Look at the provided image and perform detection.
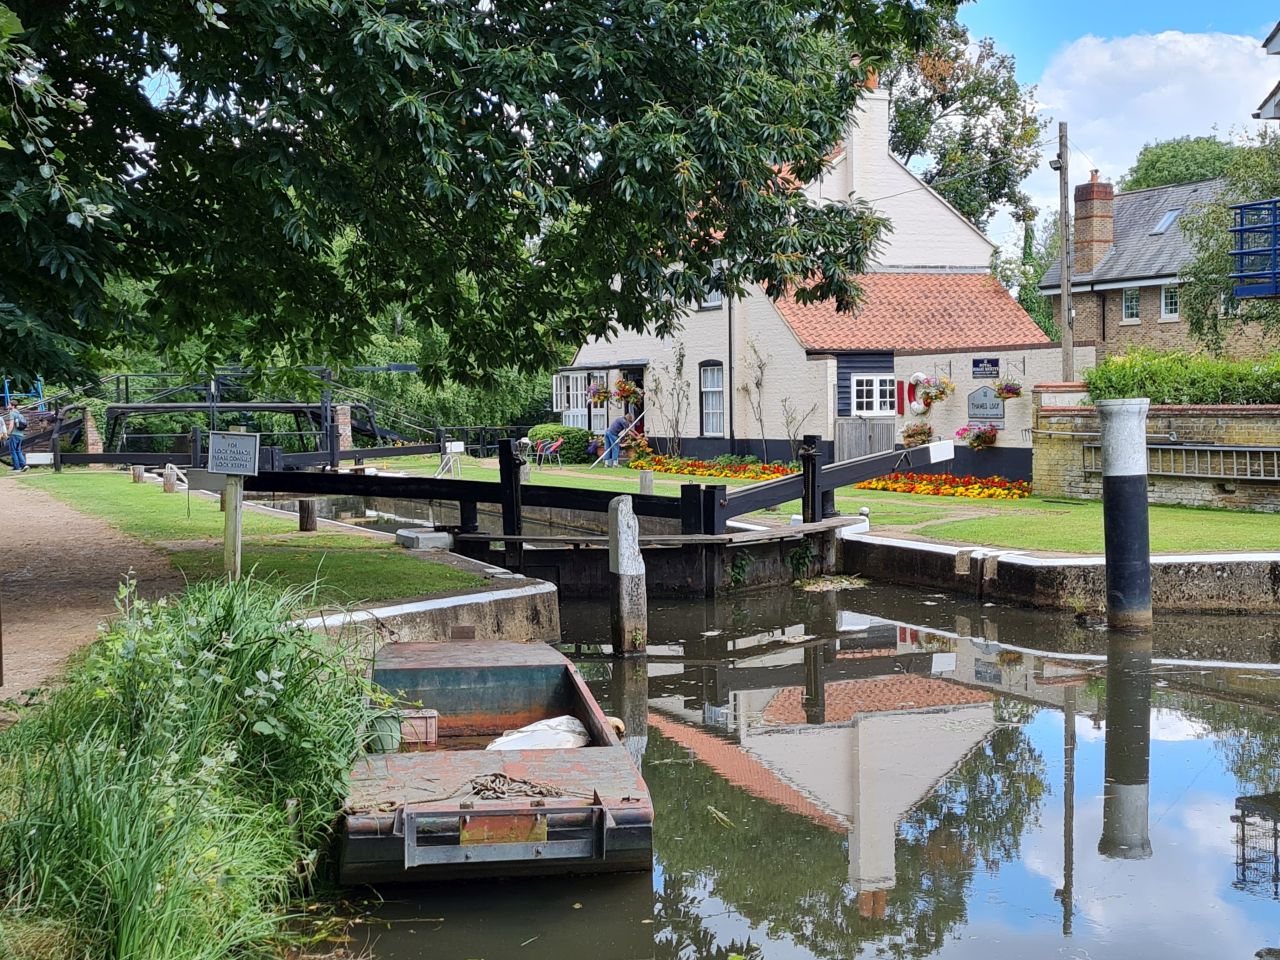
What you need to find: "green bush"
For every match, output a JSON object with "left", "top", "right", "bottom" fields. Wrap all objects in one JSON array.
[
  {"left": 1084, "top": 349, "right": 1280, "bottom": 405},
  {"left": 526, "top": 423, "right": 593, "bottom": 463}
]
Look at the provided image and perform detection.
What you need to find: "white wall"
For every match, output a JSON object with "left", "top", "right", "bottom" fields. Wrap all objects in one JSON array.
[{"left": 892, "top": 344, "right": 1097, "bottom": 450}]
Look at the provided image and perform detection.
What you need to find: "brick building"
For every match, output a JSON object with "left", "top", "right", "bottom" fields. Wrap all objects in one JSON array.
[
  {"left": 1038, "top": 175, "right": 1259, "bottom": 357},
  {"left": 1039, "top": 174, "right": 1269, "bottom": 359}
]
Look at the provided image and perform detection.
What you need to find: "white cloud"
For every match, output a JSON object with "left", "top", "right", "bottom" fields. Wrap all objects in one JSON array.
[{"left": 989, "top": 30, "right": 1277, "bottom": 252}]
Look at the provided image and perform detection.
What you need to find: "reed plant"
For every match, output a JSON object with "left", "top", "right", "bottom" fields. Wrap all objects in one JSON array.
[{"left": 0, "top": 578, "right": 378, "bottom": 960}]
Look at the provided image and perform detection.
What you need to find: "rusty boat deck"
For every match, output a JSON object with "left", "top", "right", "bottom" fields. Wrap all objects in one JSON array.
[{"left": 340, "top": 640, "right": 653, "bottom": 884}]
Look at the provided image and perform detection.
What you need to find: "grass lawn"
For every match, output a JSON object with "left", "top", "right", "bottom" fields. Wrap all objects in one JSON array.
[
  {"left": 169, "top": 542, "right": 486, "bottom": 603},
  {"left": 22, "top": 469, "right": 487, "bottom": 601}
]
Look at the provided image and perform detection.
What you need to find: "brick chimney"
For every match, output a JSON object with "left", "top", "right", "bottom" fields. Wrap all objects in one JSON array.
[{"left": 1073, "top": 170, "right": 1114, "bottom": 276}]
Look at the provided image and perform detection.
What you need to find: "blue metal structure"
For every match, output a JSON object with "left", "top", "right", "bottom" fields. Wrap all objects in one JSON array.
[
  {"left": 2, "top": 377, "right": 45, "bottom": 409},
  {"left": 1230, "top": 198, "right": 1280, "bottom": 298}
]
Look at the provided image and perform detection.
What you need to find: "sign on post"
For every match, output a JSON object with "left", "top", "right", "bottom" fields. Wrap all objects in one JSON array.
[
  {"left": 207, "top": 431, "right": 261, "bottom": 476},
  {"left": 206, "top": 430, "right": 260, "bottom": 580},
  {"left": 966, "top": 386, "right": 1005, "bottom": 429}
]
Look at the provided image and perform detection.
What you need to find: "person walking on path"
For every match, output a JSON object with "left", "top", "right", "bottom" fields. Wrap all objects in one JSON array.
[
  {"left": 604, "top": 412, "right": 633, "bottom": 467},
  {"left": 4, "top": 402, "right": 27, "bottom": 472}
]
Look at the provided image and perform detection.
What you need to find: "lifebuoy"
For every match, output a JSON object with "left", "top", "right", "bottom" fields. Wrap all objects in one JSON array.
[{"left": 907, "top": 371, "right": 928, "bottom": 415}]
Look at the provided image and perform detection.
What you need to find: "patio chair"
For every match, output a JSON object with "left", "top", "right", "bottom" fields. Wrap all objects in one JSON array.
[
  {"left": 531, "top": 438, "right": 547, "bottom": 468},
  {"left": 541, "top": 438, "right": 565, "bottom": 469}
]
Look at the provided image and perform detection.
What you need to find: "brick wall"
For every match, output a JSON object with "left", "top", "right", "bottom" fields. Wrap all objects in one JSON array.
[
  {"left": 335, "top": 404, "right": 354, "bottom": 450},
  {"left": 1032, "top": 388, "right": 1280, "bottom": 510},
  {"left": 1049, "top": 288, "right": 1273, "bottom": 359}
]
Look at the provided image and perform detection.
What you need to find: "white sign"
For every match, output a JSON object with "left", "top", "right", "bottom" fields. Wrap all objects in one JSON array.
[
  {"left": 966, "top": 386, "right": 1005, "bottom": 429},
  {"left": 207, "top": 431, "right": 261, "bottom": 476}
]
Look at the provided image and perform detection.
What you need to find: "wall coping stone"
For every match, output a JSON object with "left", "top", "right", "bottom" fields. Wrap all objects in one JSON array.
[
  {"left": 1039, "top": 404, "right": 1280, "bottom": 417},
  {"left": 896, "top": 341, "right": 1095, "bottom": 358}
]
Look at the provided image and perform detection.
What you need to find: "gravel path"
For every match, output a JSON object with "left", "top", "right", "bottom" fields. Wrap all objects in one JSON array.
[{"left": 0, "top": 474, "right": 184, "bottom": 698}]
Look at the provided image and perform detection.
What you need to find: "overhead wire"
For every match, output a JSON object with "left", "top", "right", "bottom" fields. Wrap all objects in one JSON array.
[{"left": 864, "top": 135, "right": 1058, "bottom": 205}]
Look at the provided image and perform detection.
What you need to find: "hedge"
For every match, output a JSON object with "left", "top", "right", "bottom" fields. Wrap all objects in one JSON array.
[
  {"left": 1084, "top": 349, "right": 1280, "bottom": 405},
  {"left": 526, "top": 423, "right": 593, "bottom": 463}
]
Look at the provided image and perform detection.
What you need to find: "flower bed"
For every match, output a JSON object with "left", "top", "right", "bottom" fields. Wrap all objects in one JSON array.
[
  {"left": 854, "top": 471, "right": 1031, "bottom": 500},
  {"left": 630, "top": 455, "right": 798, "bottom": 481}
]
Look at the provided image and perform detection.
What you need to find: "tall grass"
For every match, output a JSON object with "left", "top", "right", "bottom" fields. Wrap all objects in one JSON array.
[{"left": 0, "top": 578, "right": 377, "bottom": 960}]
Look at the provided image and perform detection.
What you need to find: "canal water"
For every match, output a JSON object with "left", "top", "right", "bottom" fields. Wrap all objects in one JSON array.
[{"left": 347, "top": 583, "right": 1280, "bottom": 960}]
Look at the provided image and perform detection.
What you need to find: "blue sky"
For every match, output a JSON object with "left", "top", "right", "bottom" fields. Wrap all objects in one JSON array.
[{"left": 958, "top": 0, "right": 1278, "bottom": 82}]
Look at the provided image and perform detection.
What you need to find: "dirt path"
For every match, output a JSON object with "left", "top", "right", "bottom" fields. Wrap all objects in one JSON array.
[{"left": 0, "top": 476, "right": 184, "bottom": 698}]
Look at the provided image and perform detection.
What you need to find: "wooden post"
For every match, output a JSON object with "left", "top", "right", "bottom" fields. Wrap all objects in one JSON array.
[
  {"left": 223, "top": 425, "right": 247, "bottom": 581},
  {"left": 459, "top": 500, "right": 479, "bottom": 534},
  {"left": 298, "top": 498, "right": 318, "bottom": 532},
  {"left": 638, "top": 470, "right": 654, "bottom": 496},
  {"left": 497, "top": 438, "right": 524, "bottom": 571},
  {"left": 162, "top": 463, "right": 178, "bottom": 493},
  {"left": 131, "top": 464, "right": 145, "bottom": 483},
  {"left": 51, "top": 409, "right": 62, "bottom": 473},
  {"left": 701, "top": 484, "right": 727, "bottom": 535},
  {"left": 609, "top": 495, "right": 647, "bottom": 656},
  {"left": 800, "top": 435, "right": 819, "bottom": 524},
  {"left": 190, "top": 425, "right": 203, "bottom": 469},
  {"left": 680, "top": 484, "right": 703, "bottom": 534}
]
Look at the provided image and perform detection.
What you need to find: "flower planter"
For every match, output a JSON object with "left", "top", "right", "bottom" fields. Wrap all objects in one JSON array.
[{"left": 365, "top": 709, "right": 403, "bottom": 754}]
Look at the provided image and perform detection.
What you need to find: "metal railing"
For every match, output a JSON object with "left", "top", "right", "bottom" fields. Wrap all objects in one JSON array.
[
  {"left": 1084, "top": 442, "right": 1280, "bottom": 481},
  {"left": 1231, "top": 198, "right": 1280, "bottom": 299}
]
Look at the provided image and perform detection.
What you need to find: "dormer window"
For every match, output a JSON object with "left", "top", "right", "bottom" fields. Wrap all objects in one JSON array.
[{"left": 1151, "top": 209, "right": 1183, "bottom": 235}]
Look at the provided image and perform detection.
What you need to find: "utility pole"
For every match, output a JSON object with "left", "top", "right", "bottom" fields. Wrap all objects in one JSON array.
[{"left": 1055, "top": 121, "right": 1075, "bottom": 381}]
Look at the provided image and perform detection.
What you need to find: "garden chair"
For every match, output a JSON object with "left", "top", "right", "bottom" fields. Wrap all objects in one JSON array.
[
  {"left": 541, "top": 438, "right": 565, "bottom": 469},
  {"left": 531, "top": 438, "right": 547, "bottom": 469}
]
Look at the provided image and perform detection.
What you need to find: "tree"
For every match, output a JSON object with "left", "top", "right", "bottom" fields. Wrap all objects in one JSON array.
[
  {"left": 1, "top": 0, "right": 956, "bottom": 386},
  {"left": 739, "top": 339, "right": 770, "bottom": 463},
  {"left": 883, "top": 15, "right": 1043, "bottom": 227},
  {"left": 646, "top": 341, "right": 691, "bottom": 458},
  {"left": 1118, "top": 135, "right": 1239, "bottom": 192},
  {"left": 1179, "top": 128, "right": 1280, "bottom": 354},
  {"left": 993, "top": 214, "right": 1060, "bottom": 340}
]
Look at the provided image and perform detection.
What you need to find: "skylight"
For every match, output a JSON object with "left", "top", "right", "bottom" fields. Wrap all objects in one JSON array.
[{"left": 1151, "top": 208, "right": 1183, "bottom": 235}]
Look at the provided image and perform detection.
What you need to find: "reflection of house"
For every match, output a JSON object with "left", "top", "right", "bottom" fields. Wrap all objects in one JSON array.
[{"left": 554, "top": 81, "right": 1045, "bottom": 461}]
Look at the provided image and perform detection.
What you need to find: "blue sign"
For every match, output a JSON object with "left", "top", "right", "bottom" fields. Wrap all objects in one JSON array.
[{"left": 972, "top": 357, "right": 999, "bottom": 379}]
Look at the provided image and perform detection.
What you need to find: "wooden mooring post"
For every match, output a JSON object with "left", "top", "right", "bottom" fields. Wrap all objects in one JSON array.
[
  {"left": 498, "top": 439, "right": 524, "bottom": 572},
  {"left": 298, "top": 498, "right": 318, "bottom": 532},
  {"left": 608, "top": 495, "right": 647, "bottom": 656}
]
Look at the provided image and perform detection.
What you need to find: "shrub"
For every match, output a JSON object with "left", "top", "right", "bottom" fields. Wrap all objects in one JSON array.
[
  {"left": 1084, "top": 349, "right": 1280, "bottom": 405},
  {"left": 526, "top": 423, "right": 593, "bottom": 463}
]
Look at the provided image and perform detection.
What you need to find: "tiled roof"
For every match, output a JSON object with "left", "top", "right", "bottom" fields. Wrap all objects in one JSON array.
[
  {"left": 777, "top": 272, "right": 1048, "bottom": 352},
  {"left": 647, "top": 711, "right": 845, "bottom": 833},
  {"left": 1041, "top": 178, "right": 1225, "bottom": 289},
  {"left": 762, "top": 675, "right": 991, "bottom": 726}
]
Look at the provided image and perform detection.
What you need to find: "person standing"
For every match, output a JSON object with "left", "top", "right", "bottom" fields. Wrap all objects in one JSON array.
[
  {"left": 604, "top": 412, "right": 633, "bottom": 467},
  {"left": 4, "top": 402, "right": 27, "bottom": 472}
]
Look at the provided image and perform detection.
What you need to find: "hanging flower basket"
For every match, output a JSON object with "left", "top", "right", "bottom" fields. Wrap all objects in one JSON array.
[
  {"left": 955, "top": 422, "right": 998, "bottom": 450},
  {"left": 587, "top": 382, "right": 609, "bottom": 405},
  {"left": 901, "top": 421, "right": 934, "bottom": 449},
  {"left": 993, "top": 378, "right": 1023, "bottom": 400},
  {"left": 908, "top": 373, "right": 955, "bottom": 414},
  {"left": 613, "top": 379, "right": 643, "bottom": 406}
]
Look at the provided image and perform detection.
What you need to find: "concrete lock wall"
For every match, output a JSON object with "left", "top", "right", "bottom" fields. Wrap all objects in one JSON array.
[
  {"left": 1032, "top": 393, "right": 1280, "bottom": 512},
  {"left": 892, "top": 343, "right": 1096, "bottom": 479}
]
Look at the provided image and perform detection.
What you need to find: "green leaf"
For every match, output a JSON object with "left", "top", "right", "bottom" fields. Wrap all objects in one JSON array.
[{"left": 0, "top": 5, "right": 23, "bottom": 39}]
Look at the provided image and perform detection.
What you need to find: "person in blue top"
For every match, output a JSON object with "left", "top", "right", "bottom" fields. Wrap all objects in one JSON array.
[
  {"left": 604, "top": 412, "right": 633, "bottom": 467},
  {"left": 4, "top": 402, "right": 27, "bottom": 472}
]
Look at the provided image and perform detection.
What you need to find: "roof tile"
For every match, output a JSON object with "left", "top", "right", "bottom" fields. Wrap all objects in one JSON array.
[
  {"left": 777, "top": 273, "right": 1048, "bottom": 351},
  {"left": 762, "top": 675, "right": 991, "bottom": 726}
]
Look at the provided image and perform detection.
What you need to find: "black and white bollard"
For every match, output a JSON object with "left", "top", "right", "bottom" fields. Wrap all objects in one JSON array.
[
  {"left": 1098, "top": 634, "right": 1153, "bottom": 860},
  {"left": 609, "top": 495, "right": 647, "bottom": 656},
  {"left": 1097, "top": 399, "right": 1152, "bottom": 631}
]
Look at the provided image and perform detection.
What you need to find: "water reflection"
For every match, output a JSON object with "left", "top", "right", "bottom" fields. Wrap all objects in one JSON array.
[{"left": 351, "top": 583, "right": 1280, "bottom": 960}]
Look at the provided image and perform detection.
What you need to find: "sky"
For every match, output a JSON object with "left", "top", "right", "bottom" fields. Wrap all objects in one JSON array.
[{"left": 954, "top": 0, "right": 1280, "bottom": 250}]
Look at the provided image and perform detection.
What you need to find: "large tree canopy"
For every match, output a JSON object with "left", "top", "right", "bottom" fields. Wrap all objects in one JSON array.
[
  {"left": 1118, "top": 135, "right": 1239, "bottom": 192},
  {"left": 1, "top": 0, "right": 955, "bottom": 385},
  {"left": 883, "top": 14, "right": 1042, "bottom": 227}
]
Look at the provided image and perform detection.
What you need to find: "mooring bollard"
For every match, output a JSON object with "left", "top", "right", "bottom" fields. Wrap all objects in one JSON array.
[
  {"left": 298, "top": 498, "right": 318, "bottom": 532},
  {"left": 1097, "top": 398, "right": 1152, "bottom": 631},
  {"left": 162, "top": 463, "right": 178, "bottom": 493},
  {"left": 131, "top": 464, "right": 145, "bottom": 483},
  {"left": 608, "top": 495, "right": 647, "bottom": 656},
  {"left": 638, "top": 470, "right": 654, "bottom": 496},
  {"left": 1098, "top": 634, "right": 1153, "bottom": 860}
]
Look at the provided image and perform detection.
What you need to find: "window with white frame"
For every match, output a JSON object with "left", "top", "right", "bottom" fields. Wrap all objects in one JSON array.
[
  {"left": 552, "top": 371, "right": 591, "bottom": 428},
  {"left": 700, "top": 362, "right": 725, "bottom": 436},
  {"left": 1161, "top": 285, "right": 1180, "bottom": 320},
  {"left": 698, "top": 289, "right": 724, "bottom": 311},
  {"left": 852, "top": 375, "right": 897, "bottom": 416},
  {"left": 590, "top": 373, "right": 608, "bottom": 433},
  {"left": 1121, "top": 287, "right": 1141, "bottom": 324}
]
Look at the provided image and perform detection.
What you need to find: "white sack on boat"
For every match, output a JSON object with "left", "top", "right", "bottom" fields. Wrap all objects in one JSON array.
[{"left": 485, "top": 716, "right": 590, "bottom": 751}]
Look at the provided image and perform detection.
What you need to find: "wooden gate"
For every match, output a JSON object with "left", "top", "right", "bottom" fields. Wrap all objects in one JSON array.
[{"left": 834, "top": 417, "right": 897, "bottom": 461}]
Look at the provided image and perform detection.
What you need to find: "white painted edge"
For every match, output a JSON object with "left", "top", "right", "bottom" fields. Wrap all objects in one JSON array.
[
  {"left": 293, "top": 579, "right": 558, "bottom": 631},
  {"left": 846, "top": 533, "right": 1280, "bottom": 568}
]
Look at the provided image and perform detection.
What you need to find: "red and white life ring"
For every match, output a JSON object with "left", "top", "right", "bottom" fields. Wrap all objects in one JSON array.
[{"left": 906, "top": 372, "right": 929, "bottom": 415}]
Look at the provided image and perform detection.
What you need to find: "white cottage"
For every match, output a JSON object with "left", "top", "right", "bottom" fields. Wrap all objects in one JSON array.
[{"left": 554, "top": 82, "right": 1047, "bottom": 465}]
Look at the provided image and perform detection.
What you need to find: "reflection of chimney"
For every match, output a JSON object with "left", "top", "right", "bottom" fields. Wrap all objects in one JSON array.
[{"left": 1074, "top": 170, "right": 1114, "bottom": 276}]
